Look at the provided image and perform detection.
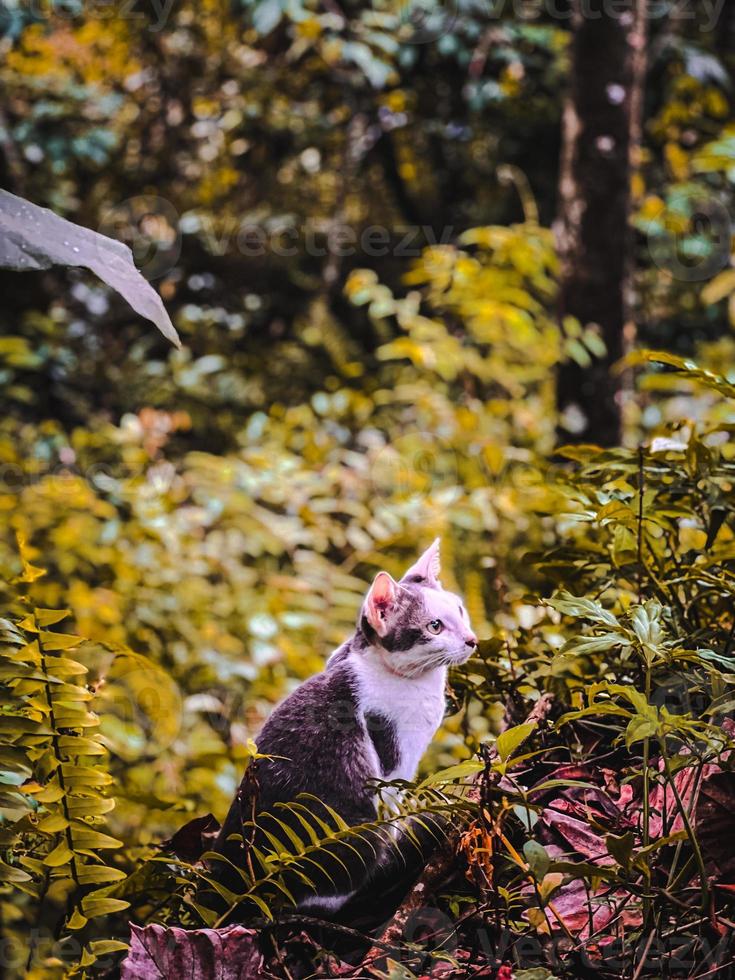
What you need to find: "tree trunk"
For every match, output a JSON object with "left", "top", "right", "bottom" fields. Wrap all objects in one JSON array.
[
  {"left": 715, "top": 1, "right": 735, "bottom": 62},
  {"left": 555, "top": 0, "right": 648, "bottom": 446}
]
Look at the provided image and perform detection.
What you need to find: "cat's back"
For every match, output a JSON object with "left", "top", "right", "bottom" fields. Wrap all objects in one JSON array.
[
  {"left": 254, "top": 653, "right": 377, "bottom": 823},
  {"left": 257, "top": 652, "right": 354, "bottom": 749}
]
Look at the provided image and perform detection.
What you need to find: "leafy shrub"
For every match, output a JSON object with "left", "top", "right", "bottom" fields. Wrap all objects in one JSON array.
[{"left": 445, "top": 358, "right": 735, "bottom": 974}]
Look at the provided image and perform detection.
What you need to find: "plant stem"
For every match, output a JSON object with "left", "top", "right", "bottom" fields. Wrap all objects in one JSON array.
[
  {"left": 642, "top": 662, "right": 652, "bottom": 928},
  {"left": 36, "top": 616, "right": 81, "bottom": 900},
  {"left": 659, "top": 742, "right": 709, "bottom": 914},
  {"left": 637, "top": 443, "right": 645, "bottom": 598}
]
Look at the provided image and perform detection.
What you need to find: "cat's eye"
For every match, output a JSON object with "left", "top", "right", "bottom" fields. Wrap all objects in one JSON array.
[{"left": 427, "top": 619, "right": 443, "bottom": 634}]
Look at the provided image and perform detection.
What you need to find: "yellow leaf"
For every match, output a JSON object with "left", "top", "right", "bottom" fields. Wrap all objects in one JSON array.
[
  {"left": 43, "top": 841, "right": 73, "bottom": 867},
  {"left": 67, "top": 908, "right": 88, "bottom": 931},
  {"left": 69, "top": 824, "right": 122, "bottom": 850},
  {"left": 32, "top": 783, "right": 65, "bottom": 804},
  {"left": 44, "top": 657, "right": 88, "bottom": 678},
  {"left": 36, "top": 814, "right": 69, "bottom": 834},
  {"left": 14, "top": 532, "right": 46, "bottom": 583},
  {"left": 34, "top": 609, "right": 72, "bottom": 627},
  {"left": 76, "top": 865, "right": 126, "bottom": 886},
  {"left": 39, "top": 631, "right": 81, "bottom": 651},
  {"left": 57, "top": 735, "right": 106, "bottom": 756},
  {"left": 702, "top": 269, "right": 735, "bottom": 306},
  {"left": 81, "top": 896, "right": 130, "bottom": 917}
]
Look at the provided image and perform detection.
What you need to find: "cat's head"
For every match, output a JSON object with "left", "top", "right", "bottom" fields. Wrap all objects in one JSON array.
[{"left": 359, "top": 539, "right": 477, "bottom": 676}]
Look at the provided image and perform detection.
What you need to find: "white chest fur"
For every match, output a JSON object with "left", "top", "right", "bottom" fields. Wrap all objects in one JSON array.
[{"left": 348, "top": 650, "right": 447, "bottom": 782}]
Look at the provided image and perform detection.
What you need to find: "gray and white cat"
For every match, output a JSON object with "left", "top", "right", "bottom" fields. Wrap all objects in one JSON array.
[{"left": 211, "top": 539, "right": 477, "bottom": 912}]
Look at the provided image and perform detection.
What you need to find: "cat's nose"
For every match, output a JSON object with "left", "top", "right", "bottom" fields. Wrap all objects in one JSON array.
[{"left": 464, "top": 633, "right": 477, "bottom": 649}]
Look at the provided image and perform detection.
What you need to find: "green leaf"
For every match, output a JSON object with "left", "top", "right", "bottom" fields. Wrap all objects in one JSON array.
[
  {"left": 630, "top": 601, "right": 663, "bottom": 647},
  {"left": 243, "top": 893, "right": 274, "bottom": 920},
  {"left": 418, "top": 759, "right": 484, "bottom": 787},
  {"left": 625, "top": 349, "right": 735, "bottom": 399},
  {"left": 523, "top": 840, "right": 550, "bottom": 880},
  {"left": 558, "top": 703, "right": 633, "bottom": 725},
  {"left": 606, "top": 831, "right": 636, "bottom": 870},
  {"left": 190, "top": 902, "right": 221, "bottom": 926},
  {"left": 562, "top": 633, "right": 630, "bottom": 656},
  {"left": 549, "top": 592, "right": 620, "bottom": 627},
  {"left": 625, "top": 715, "right": 658, "bottom": 747},
  {"left": 513, "top": 805, "right": 539, "bottom": 832},
  {"left": 496, "top": 722, "right": 536, "bottom": 763}
]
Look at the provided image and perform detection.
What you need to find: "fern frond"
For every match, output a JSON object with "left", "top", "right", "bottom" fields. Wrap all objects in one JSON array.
[
  {"left": 1, "top": 539, "right": 130, "bottom": 974},
  {"left": 200, "top": 786, "right": 475, "bottom": 922},
  {"left": 19, "top": 610, "right": 129, "bottom": 930}
]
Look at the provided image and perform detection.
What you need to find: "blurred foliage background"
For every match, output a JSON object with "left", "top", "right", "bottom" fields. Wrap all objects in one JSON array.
[{"left": 2, "top": 0, "right": 735, "bottom": 976}]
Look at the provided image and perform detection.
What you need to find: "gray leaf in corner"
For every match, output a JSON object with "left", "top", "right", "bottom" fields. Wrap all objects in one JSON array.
[{"left": 0, "top": 189, "right": 181, "bottom": 348}]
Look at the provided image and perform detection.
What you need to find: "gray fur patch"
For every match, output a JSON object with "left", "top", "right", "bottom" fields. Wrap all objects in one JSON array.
[{"left": 364, "top": 710, "right": 400, "bottom": 775}]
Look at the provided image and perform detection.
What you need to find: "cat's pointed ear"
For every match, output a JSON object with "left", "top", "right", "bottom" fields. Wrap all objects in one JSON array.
[
  {"left": 363, "top": 571, "right": 398, "bottom": 636},
  {"left": 401, "top": 538, "right": 442, "bottom": 588}
]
